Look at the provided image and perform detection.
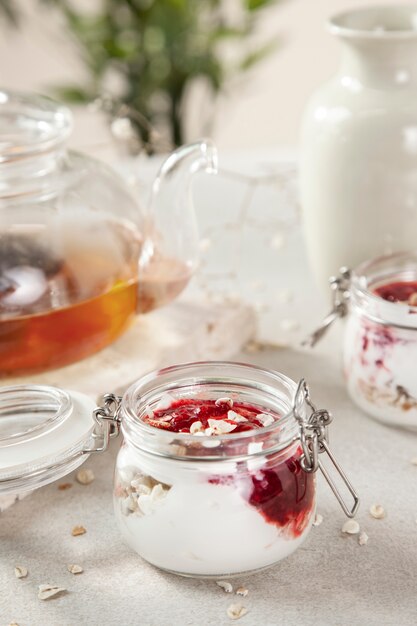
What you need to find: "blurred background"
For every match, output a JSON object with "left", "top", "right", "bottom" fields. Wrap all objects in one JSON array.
[{"left": 0, "top": 0, "right": 397, "bottom": 153}]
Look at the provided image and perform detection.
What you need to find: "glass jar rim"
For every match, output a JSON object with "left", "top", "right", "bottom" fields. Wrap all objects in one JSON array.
[
  {"left": 121, "top": 361, "right": 304, "bottom": 459},
  {"left": 0, "top": 90, "right": 72, "bottom": 163},
  {"left": 350, "top": 251, "right": 417, "bottom": 329}
]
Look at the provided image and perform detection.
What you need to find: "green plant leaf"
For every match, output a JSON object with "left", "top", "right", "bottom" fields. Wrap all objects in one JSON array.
[
  {"left": 245, "top": 0, "right": 278, "bottom": 10},
  {"left": 50, "top": 85, "right": 94, "bottom": 104},
  {"left": 238, "top": 39, "right": 278, "bottom": 70}
]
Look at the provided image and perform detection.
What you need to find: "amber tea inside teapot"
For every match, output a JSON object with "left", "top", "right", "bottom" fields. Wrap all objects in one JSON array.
[{"left": 0, "top": 91, "right": 217, "bottom": 376}]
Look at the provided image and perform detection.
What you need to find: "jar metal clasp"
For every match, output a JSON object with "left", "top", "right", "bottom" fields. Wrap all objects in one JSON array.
[
  {"left": 303, "top": 267, "right": 352, "bottom": 347},
  {"left": 83, "top": 394, "right": 122, "bottom": 455},
  {"left": 294, "top": 379, "right": 359, "bottom": 518}
]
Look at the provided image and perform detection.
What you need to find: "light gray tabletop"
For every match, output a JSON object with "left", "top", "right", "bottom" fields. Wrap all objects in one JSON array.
[{"left": 1, "top": 335, "right": 417, "bottom": 626}]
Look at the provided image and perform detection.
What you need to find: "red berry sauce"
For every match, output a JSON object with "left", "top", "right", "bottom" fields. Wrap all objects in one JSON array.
[
  {"left": 375, "top": 280, "right": 417, "bottom": 304},
  {"left": 143, "top": 398, "right": 271, "bottom": 433},
  {"left": 249, "top": 459, "right": 314, "bottom": 537},
  {"left": 144, "top": 397, "right": 314, "bottom": 537}
]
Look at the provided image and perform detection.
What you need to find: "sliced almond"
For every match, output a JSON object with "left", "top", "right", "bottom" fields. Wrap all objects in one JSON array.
[
  {"left": 67, "top": 564, "right": 83, "bottom": 575},
  {"left": 14, "top": 565, "right": 28, "bottom": 579},
  {"left": 342, "top": 519, "right": 360, "bottom": 535},
  {"left": 207, "top": 419, "right": 237, "bottom": 435},
  {"left": 38, "top": 584, "right": 66, "bottom": 600},
  {"left": 190, "top": 420, "right": 203, "bottom": 434},
  {"left": 71, "top": 525, "right": 86, "bottom": 537},
  {"left": 76, "top": 469, "right": 95, "bottom": 485},
  {"left": 409, "top": 293, "right": 417, "bottom": 306},
  {"left": 227, "top": 604, "right": 248, "bottom": 620},
  {"left": 256, "top": 413, "right": 274, "bottom": 427},
  {"left": 227, "top": 410, "right": 248, "bottom": 423},
  {"left": 370, "top": 504, "right": 385, "bottom": 519},
  {"left": 216, "top": 580, "right": 233, "bottom": 593},
  {"left": 215, "top": 397, "right": 234, "bottom": 408}
]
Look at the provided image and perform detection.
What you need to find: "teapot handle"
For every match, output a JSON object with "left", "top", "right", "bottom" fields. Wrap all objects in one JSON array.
[{"left": 137, "top": 139, "right": 218, "bottom": 312}]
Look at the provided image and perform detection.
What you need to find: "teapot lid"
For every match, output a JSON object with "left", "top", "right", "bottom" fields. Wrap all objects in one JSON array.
[
  {"left": 0, "top": 385, "right": 95, "bottom": 495},
  {"left": 0, "top": 90, "right": 72, "bottom": 163}
]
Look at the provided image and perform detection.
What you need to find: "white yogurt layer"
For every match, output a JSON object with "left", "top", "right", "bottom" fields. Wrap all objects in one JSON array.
[
  {"left": 114, "top": 444, "right": 315, "bottom": 577},
  {"left": 344, "top": 314, "right": 417, "bottom": 429}
]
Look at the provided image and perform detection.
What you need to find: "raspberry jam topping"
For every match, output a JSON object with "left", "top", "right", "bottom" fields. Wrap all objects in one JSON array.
[
  {"left": 249, "top": 459, "right": 314, "bottom": 537},
  {"left": 375, "top": 280, "right": 417, "bottom": 305},
  {"left": 142, "top": 396, "right": 314, "bottom": 537},
  {"left": 143, "top": 397, "right": 276, "bottom": 434}
]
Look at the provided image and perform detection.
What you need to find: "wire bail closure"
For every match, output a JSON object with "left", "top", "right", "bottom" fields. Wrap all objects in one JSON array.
[
  {"left": 89, "top": 384, "right": 359, "bottom": 518},
  {"left": 303, "top": 267, "right": 352, "bottom": 347},
  {"left": 83, "top": 394, "right": 122, "bottom": 455},
  {"left": 294, "top": 379, "right": 359, "bottom": 518}
]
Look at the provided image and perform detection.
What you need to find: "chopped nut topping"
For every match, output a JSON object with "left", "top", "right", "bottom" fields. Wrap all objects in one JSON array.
[
  {"left": 358, "top": 532, "right": 369, "bottom": 546},
  {"left": 409, "top": 293, "right": 417, "bottom": 306},
  {"left": 312, "top": 513, "right": 323, "bottom": 527},
  {"left": 342, "top": 519, "right": 360, "bottom": 535},
  {"left": 155, "top": 394, "right": 175, "bottom": 410},
  {"left": 207, "top": 419, "right": 237, "bottom": 435},
  {"left": 227, "top": 410, "right": 248, "bottom": 423},
  {"left": 215, "top": 397, "right": 234, "bottom": 408},
  {"left": 76, "top": 469, "right": 95, "bottom": 485},
  {"left": 38, "top": 584, "right": 66, "bottom": 600},
  {"left": 14, "top": 565, "right": 28, "bottom": 579},
  {"left": 236, "top": 587, "right": 249, "bottom": 597},
  {"left": 216, "top": 580, "right": 233, "bottom": 593},
  {"left": 227, "top": 604, "right": 248, "bottom": 620},
  {"left": 190, "top": 420, "right": 203, "bottom": 434},
  {"left": 58, "top": 483, "right": 73, "bottom": 491},
  {"left": 370, "top": 504, "right": 385, "bottom": 519},
  {"left": 67, "top": 564, "right": 83, "bottom": 575},
  {"left": 256, "top": 413, "right": 274, "bottom": 427},
  {"left": 71, "top": 525, "right": 86, "bottom": 536}
]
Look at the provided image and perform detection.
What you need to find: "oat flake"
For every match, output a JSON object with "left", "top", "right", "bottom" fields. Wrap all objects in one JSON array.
[
  {"left": 76, "top": 469, "right": 95, "bottom": 485},
  {"left": 312, "top": 513, "right": 323, "bottom": 527},
  {"left": 236, "top": 587, "right": 249, "bottom": 597},
  {"left": 358, "top": 532, "right": 369, "bottom": 546},
  {"left": 58, "top": 483, "right": 73, "bottom": 491},
  {"left": 370, "top": 504, "right": 385, "bottom": 519},
  {"left": 14, "top": 566, "right": 28, "bottom": 579},
  {"left": 71, "top": 525, "right": 86, "bottom": 536},
  {"left": 227, "top": 604, "right": 248, "bottom": 620},
  {"left": 67, "top": 564, "right": 83, "bottom": 574},
  {"left": 38, "top": 584, "right": 66, "bottom": 600},
  {"left": 342, "top": 519, "right": 360, "bottom": 535},
  {"left": 216, "top": 580, "right": 233, "bottom": 593}
]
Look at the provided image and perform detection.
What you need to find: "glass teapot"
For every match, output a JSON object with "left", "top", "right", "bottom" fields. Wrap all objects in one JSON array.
[{"left": 0, "top": 90, "right": 217, "bottom": 376}]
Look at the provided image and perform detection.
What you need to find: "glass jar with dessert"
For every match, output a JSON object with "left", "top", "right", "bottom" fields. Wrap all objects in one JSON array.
[
  {"left": 0, "top": 361, "right": 359, "bottom": 578},
  {"left": 305, "top": 252, "right": 417, "bottom": 429},
  {"left": 0, "top": 90, "right": 217, "bottom": 376}
]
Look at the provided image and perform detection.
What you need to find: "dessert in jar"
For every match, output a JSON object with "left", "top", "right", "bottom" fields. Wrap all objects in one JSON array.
[
  {"left": 0, "top": 362, "right": 358, "bottom": 577},
  {"left": 306, "top": 252, "right": 417, "bottom": 429},
  {"left": 113, "top": 362, "right": 358, "bottom": 577}
]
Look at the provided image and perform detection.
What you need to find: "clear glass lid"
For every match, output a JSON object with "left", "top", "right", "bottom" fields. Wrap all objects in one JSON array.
[
  {"left": 0, "top": 385, "right": 96, "bottom": 495},
  {"left": 0, "top": 90, "right": 72, "bottom": 163}
]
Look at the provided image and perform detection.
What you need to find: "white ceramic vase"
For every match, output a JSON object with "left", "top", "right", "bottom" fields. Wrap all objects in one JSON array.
[{"left": 300, "top": 6, "right": 417, "bottom": 289}]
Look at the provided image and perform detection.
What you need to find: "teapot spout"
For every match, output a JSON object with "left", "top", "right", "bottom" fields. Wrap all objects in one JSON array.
[{"left": 137, "top": 139, "right": 218, "bottom": 313}]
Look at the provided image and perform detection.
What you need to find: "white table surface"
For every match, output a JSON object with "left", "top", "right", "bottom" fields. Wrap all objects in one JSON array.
[{"left": 1, "top": 152, "right": 417, "bottom": 626}]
